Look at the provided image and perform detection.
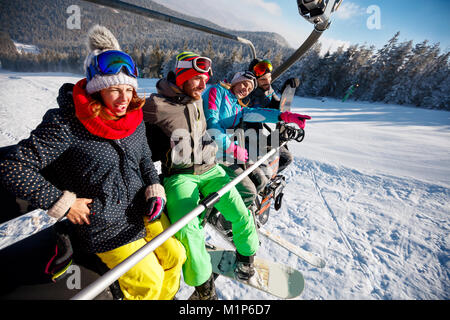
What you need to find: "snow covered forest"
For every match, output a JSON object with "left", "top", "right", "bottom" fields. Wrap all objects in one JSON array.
[{"left": 0, "top": 0, "right": 449, "bottom": 110}]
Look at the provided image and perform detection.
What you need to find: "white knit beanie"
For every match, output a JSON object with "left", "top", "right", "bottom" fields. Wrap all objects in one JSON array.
[
  {"left": 230, "top": 71, "right": 257, "bottom": 92},
  {"left": 84, "top": 25, "right": 138, "bottom": 95}
]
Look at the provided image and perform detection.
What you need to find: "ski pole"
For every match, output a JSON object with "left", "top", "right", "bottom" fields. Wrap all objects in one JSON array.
[{"left": 71, "top": 141, "right": 287, "bottom": 300}]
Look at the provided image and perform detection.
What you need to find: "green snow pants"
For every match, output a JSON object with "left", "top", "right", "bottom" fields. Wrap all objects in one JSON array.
[
  {"left": 164, "top": 164, "right": 259, "bottom": 287},
  {"left": 219, "top": 163, "right": 257, "bottom": 208}
]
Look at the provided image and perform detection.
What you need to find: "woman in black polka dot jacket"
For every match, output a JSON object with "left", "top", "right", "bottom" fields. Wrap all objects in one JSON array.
[{"left": 0, "top": 26, "right": 186, "bottom": 300}]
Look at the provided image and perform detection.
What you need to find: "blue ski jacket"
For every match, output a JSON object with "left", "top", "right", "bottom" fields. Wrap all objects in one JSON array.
[{"left": 202, "top": 83, "right": 281, "bottom": 155}]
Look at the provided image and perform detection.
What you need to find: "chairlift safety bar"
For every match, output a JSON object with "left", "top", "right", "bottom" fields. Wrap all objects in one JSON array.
[{"left": 71, "top": 141, "right": 287, "bottom": 300}]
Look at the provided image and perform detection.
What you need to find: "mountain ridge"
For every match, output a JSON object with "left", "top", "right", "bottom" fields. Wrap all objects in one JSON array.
[{"left": 0, "top": 0, "right": 291, "bottom": 53}]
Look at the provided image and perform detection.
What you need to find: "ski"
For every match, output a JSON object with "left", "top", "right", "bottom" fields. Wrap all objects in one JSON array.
[
  {"left": 206, "top": 213, "right": 326, "bottom": 268},
  {"left": 258, "top": 228, "right": 326, "bottom": 268},
  {"left": 207, "top": 245, "right": 305, "bottom": 299},
  {"left": 0, "top": 208, "right": 56, "bottom": 251}
]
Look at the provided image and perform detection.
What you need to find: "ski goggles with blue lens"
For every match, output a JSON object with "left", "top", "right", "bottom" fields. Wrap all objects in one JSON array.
[{"left": 86, "top": 50, "right": 138, "bottom": 81}]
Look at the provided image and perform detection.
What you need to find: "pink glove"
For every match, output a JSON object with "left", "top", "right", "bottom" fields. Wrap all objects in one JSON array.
[
  {"left": 280, "top": 111, "right": 311, "bottom": 129},
  {"left": 226, "top": 143, "right": 248, "bottom": 162},
  {"left": 146, "top": 197, "right": 165, "bottom": 222}
]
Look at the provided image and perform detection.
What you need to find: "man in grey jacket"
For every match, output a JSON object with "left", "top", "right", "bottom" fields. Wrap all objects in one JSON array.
[{"left": 143, "top": 51, "right": 259, "bottom": 300}]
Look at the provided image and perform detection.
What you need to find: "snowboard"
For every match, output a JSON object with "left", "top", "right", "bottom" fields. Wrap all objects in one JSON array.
[
  {"left": 279, "top": 85, "right": 296, "bottom": 112},
  {"left": 207, "top": 247, "right": 305, "bottom": 299}
]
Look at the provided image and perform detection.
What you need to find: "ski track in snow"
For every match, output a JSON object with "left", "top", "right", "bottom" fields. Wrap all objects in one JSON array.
[
  {"left": 0, "top": 71, "right": 449, "bottom": 300},
  {"left": 175, "top": 155, "right": 450, "bottom": 300},
  {"left": 277, "top": 158, "right": 450, "bottom": 299},
  {"left": 309, "top": 164, "right": 382, "bottom": 298}
]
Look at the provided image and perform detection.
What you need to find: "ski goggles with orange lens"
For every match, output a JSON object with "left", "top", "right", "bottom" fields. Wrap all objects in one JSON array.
[
  {"left": 252, "top": 59, "right": 273, "bottom": 77},
  {"left": 176, "top": 56, "right": 213, "bottom": 75},
  {"left": 86, "top": 50, "right": 138, "bottom": 81}
]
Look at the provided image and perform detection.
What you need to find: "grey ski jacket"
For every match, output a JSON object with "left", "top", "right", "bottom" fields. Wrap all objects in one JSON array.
[{"left": 143, "top": 77, "right": 218, "bottom": 177}]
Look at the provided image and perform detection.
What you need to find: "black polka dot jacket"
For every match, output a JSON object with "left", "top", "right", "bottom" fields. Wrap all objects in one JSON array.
[{"left": 0, "top": 83, "right": 162, "bottom": 253}]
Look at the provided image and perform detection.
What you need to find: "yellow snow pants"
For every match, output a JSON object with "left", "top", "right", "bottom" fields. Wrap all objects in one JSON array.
[{"left": 96, "top": 213, "right": 186, "bottom": 300}]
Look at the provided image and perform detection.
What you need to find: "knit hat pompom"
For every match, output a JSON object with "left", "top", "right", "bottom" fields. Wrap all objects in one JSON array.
[
  {"left": 87, "top": 25, "right": 121, "bottom": 52},
  {"left": 83, "top": 25, "right": 138, "bottom": 95}
]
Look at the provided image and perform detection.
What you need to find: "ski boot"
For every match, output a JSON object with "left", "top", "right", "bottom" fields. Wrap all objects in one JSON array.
[
  {"left": 188, "top": 273, "right": 219, "bottom": 300},
  {"left": 207, "top": 209, "right": 234, "bottom": 243},
  {"left": 235, "top": 252, "right": 256, "bottom": 281},
  {"left": 45, "top": 231, "right": 73, "bottom": 282}
]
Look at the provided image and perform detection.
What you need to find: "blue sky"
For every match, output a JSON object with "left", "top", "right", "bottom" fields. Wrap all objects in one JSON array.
[
  {"left": 154, "top": 0, "right": 450, "bottom": 54},
  {"left": 323, "top": 0, "right": 450, "bottom": 50}
]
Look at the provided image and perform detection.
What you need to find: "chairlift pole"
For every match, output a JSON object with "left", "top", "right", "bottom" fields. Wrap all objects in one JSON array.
[
  {"left": 271, "top": 0, "right": 343, "bottom": 81},
  {"left": 84, "top": 0, "right": 342, "bottom": 81},
  {"left": 271, "top": 23, "right": 329, "bottom": 82},
  {"left": 82, "top": 0, "right": 256, "bottom": 59}
]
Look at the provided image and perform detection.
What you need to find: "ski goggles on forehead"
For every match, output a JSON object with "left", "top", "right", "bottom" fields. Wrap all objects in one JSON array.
[
  {"left": 242, "top": 71, "right": 257, "bottom": 91},
  {"left": 252, "top": 59, "right": 273, "bottom": 77},
  {"left": 176, "top": 56, "right": 213, "bottom": 75},
  {"left": 86, "top": 50, "right": 138, "bottom": 81}
]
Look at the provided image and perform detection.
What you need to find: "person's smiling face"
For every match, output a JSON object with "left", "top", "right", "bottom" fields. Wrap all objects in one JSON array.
[
  {"left": 100, "top": 84, "right": 134, "bottom": 117},
  {"left": 182, "top": 74, "right": 209, "bottom": 100},
  {"left": 232, "top": 80, "right": 254, "bottom": 99},
  {"left": 257, "top": 73, "right": 272, "bottom": 91}
]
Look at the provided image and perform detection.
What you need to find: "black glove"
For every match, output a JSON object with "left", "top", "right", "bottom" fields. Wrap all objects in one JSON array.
[{"left": 281, "top": 77, "right": 300, "bottom": 92}]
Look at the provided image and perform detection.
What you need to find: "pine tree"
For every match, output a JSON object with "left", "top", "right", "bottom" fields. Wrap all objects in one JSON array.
[
  {"left": 160, "top": 49, "right": 176, "bottom": 78},
  {"left": 203, "top": 40, "right": 215, "bottom": 60},
  {"left": 350, "top": 45, "right": 375, "bottom": 101},
  {"left": 418, "top": 49, "right": 449, "bottom": 109},
  {"left": 295, "top": 43, "right": 322, "bottom": 97},
  {"left": 370, "top": 32, "right": 407, "bottom": 102}
]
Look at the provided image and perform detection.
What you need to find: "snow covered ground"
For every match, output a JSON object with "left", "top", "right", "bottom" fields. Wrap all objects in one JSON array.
[
  {"left": 0, "top": 71, "right": 448, "bottom": 300},
  {"left": 12, "top": 41, "right": 40, "bottom": 55}
]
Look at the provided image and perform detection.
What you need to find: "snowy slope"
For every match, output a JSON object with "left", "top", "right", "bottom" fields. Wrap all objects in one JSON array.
[{"left": 0, "top": 71, "right": 448, "bottom": 300}]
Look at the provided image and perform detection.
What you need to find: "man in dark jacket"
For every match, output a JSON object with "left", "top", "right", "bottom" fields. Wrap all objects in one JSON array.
[
  {"left": 143, "top": 51, "right": 259, "bottom": 300},
  {"left": 245, "top": 58, "right": 296, "bottom": 176}
]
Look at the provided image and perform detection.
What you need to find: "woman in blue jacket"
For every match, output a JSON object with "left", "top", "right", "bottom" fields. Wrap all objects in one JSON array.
[{"left": 202, "top": 71, "right": 311, "bottom": 208}]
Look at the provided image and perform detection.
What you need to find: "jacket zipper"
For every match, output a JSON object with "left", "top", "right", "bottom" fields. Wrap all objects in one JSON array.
[{"left": 115, "top": 139, "right": 131, "bottom": 202}]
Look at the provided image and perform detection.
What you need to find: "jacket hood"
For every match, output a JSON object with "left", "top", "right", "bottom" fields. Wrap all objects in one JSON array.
[{"left": 156, "top": 76, "right": 194, "bottom": 105}]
